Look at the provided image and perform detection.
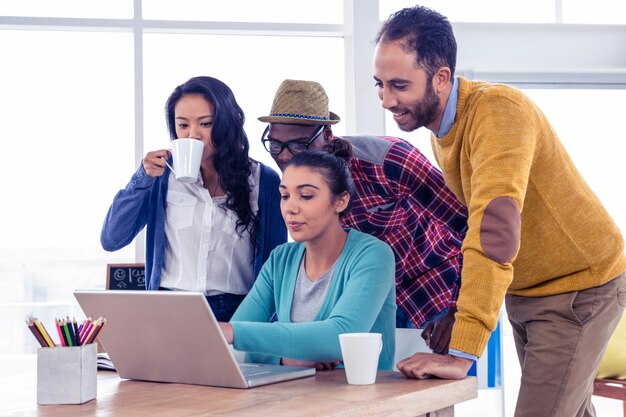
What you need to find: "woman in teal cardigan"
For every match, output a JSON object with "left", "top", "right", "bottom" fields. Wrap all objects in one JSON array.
[{"left": 219, "top": 139, "right": 396, "bottom": 370}]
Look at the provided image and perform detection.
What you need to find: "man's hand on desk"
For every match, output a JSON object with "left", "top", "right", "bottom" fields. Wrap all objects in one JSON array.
[
  {"left": 420, "top": 306, "right": 456, "bottom": 354},
  {"left": 218, "top": 322, "right": 234, "bottom": 344},
  {"left": 396, "top": 353, "right": 472, "bottom": 380},
  {"left": 281, "top": 357, "right": 340, "bottom": 370}
]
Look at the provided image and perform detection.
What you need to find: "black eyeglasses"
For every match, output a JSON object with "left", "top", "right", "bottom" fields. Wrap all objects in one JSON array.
[{"left": 261, "top": 125, "right": 325, "bottom": 155}]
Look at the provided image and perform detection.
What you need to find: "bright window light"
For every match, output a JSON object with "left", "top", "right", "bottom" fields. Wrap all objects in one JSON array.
[
  {"left": 0, "top": 29, "right": 135, "bottom": 354},
  {"left": 0, "top": 0, "right": 131, "bottom": 18},
  {"left": 379, "top": 0, "right": 555, "bottom": 23},
  {"left": 142, "top": 34, "right": 346, "bottom": 171},
  {"left": 143, "top": 0, "right": 343, "bottom": 24},
  {"left": 562, "top": 0, "right": 626, "bottom": 24}
]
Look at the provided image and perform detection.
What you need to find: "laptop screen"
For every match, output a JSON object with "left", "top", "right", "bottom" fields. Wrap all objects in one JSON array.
[{"left": 74, "top": 290, "right": 314, "bottom": 388}]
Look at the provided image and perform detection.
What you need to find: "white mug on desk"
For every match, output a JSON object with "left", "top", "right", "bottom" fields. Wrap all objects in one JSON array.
[
  {"left": 164, "top": 138, "right": 204, "bottom": 183},
  {"left": 339, "top": 332, "right": 382, "bottom": 385}
]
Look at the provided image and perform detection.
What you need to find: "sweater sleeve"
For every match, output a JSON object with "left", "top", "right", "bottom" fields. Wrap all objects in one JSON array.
[
  {"left": 100, "top": 164, "right": 156, "bottom": 251},
  {"left": 230, "top": 248, "right": 281, "bottom": 364},
  {"left": 231, "top": 239, "right": 395, "bottom": 363},
  {"left": 450, "top": 93, "right": 537, "bottom": 357}
]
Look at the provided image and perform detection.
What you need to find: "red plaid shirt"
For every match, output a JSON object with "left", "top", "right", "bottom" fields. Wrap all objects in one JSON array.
[{"left": 340, "top": 136, "right": 467, "bottom": 327}]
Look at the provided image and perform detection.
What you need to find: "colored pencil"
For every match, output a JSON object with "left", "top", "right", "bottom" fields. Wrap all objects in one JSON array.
[
  {"left": 27, "top": 319, "right": 47, "bottom": 347},
  {"left": 54, "top": 319, "right": 66, "bottom": 346},
  {"left": 62, "top": 320, "right": 73, "bottom": 347},
  {"left": 86, "top": 318, "right": 107, "bottom": 345},
  {"left": 79, "top": 316, "right": 92, "bottom": 339},
  {"left": 66, "top": 317, "right": 77, "bottom": 346},
  {"left": 26, "top": 315, "right": 108, "bottom": 348},
  {"left": 60, "top": 319, "right": 70, "bottom": 346},
  {"left": 80, "top": 322, "right": 94, "bottom": 345},
  {"left": 80, "top": 317, "right": 100, "bottom": 346},
  {"left": 72, "top": 318, "right": 80, "bottom": 346},
  {"left": 34, "top": 318, "right": 55, "bottom": 347}
]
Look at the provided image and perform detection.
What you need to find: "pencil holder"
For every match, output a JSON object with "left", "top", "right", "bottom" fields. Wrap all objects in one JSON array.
[{"left": 37, "top": 343, "right": 97, "bottom": 405}]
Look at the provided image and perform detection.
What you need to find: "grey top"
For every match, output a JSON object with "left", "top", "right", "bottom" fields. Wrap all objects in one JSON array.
[{"left": 290, "top": 254, "right": 337, "bottom": 323}]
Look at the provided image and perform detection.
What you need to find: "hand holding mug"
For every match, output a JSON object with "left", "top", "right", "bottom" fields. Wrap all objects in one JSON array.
[
  {"left": 167, "top": 138, "right": 205, "bottom": 183},
  {"left": 142, "top": 139, "right": 205, "bottom": 182},
  {"left": 143, "top": 149, "right": 171, "bottom": 177}
]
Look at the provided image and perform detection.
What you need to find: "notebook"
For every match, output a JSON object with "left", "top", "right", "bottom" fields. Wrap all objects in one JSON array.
[{"left": 73, "top": 290, "right": 315, "bottom": 388}]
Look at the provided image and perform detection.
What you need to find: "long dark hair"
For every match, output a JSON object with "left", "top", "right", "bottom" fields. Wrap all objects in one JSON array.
[
  {"left": 165, "top": 76, "right": 257, "bottom": 243},
  {"left": 287, "top": 138, "right": 355, "bottom": 216},
  {"left": 376, "top": 5, "right": 457, "bottom": 78}
]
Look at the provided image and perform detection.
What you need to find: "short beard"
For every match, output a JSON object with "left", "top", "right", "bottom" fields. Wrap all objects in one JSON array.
[{"left": 405, "top": 79, "right": 440, "bottom": 132}]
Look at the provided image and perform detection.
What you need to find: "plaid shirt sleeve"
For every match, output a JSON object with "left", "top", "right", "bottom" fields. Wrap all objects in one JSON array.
[
  {"left": 343, "top": 137, "right": 467, "bottom": 327},
  {"left": 384, "top": 139, "right": 467, "bottom": 238}
]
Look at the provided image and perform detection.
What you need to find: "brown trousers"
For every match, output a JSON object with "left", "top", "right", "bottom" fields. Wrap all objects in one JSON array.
[{"left": 505, "top": 272, "right": 626, "bottom": 417}]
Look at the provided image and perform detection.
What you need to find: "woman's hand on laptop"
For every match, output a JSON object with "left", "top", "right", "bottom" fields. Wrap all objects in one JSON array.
[
  {"left": 218, "top": 322, "right": 234, "bottom": 344},
  {"left": 281, "top": 357, "right": 340, "bottom": 370}
]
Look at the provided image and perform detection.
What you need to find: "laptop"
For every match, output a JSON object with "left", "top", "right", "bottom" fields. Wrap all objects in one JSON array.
[{"left": 73, "top": 290, "right": 315, "bottom": 388}]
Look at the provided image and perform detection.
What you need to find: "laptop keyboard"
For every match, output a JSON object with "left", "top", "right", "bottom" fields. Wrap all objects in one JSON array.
[{"left": 239, "top": 364, "right": 273, "bottom": 377}]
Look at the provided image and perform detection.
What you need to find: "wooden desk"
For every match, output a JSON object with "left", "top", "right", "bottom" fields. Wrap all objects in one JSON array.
[{"left": 0, "top": 355, "right": 476, "bottom": 417}]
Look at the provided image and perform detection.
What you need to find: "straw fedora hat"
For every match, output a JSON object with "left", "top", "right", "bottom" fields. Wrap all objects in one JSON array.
[{"left": 258, "top": 79, "right": 340, "bottom": 125}]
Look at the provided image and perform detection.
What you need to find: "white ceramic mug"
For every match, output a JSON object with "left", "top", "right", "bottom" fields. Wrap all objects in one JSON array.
[
  {"left": 339, "top": 332, "right": 383, "bottom": 385},
  {"left": 166, "top": 138, "right": 204, "bottom": 183}
]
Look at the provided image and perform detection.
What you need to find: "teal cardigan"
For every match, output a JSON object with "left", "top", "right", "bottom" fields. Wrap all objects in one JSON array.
[{"left": 231, "top": 229, "right": 396, "bottom": 370}]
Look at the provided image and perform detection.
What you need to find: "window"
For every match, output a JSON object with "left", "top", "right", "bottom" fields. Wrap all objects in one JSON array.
[
  {"left": 0, "top": 4, "right": 345, "bottom": 357},
  {"left": 142, "top": 34, "right": 345, "bottom": 170},
  {"left": 143, "top": 0, "right": 343, "bottom": 23},
  {"left": 562, "top": 0, "right": 626, "bottom": 24},
  {"left": 380, "top": 0, "right": 626, "bottom": 24},
  {"left": 0, "top": 29, "right": 135, "bottom": 355},
  {"left": 2, "top": 1, "right": 625, "bottom": 360},
  {"left": 379, "top": 0, "right": 554, "bottom": 23},
  {"left": 0, "top": 0, "right": 131, "bottom": 18},
  {"left": 523, "top": 89, "right": 626, "bottom": 233}
]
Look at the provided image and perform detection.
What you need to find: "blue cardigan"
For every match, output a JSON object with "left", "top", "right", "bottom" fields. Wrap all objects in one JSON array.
[
  {"left": 231, "top": 229, "right": 396, "bottom": 370},
  {"left": 100, "top": 162, "right": 287, "bottom": 290}
]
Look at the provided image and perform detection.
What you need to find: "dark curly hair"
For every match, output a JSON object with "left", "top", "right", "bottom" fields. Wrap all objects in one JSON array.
[
  {"left": 286, "top": 138, "right": 355, "bottom": 216},
  {"left": 376, "top": 5, "right": 457, "bottom": 79},
  {"left": 165, "top": 76, "right": 257, "bottom": 244}
]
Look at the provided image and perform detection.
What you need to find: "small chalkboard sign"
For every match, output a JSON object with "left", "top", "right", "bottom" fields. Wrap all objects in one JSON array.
[{"left": 106, "top": 263, "right": 146, "bottom": 290}]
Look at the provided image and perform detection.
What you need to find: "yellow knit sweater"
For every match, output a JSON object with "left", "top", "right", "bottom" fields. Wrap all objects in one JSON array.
[{"left": 432, "top": 77, "right": 626, "bottom": 357}]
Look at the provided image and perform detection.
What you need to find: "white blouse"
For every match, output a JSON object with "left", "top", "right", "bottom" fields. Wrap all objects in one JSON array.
[{"left": 160, "top": 162, "right": 260, "bottom": 295}]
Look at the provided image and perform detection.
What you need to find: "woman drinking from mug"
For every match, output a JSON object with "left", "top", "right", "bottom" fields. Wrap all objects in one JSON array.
[
  {"left": 219, "top": 139, "right": 396, "bottom": 370},
  {"left": 101, "top": 76, "right": 287, "bottom": 321}
]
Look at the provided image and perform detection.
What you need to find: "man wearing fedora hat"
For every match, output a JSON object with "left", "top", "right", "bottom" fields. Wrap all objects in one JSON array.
[{"left": 259, "top": 79, "right": 468, "bottom": 353}]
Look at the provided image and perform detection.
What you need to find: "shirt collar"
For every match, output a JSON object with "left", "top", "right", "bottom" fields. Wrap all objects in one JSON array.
[{"left": 436, "top": 76, "right": 458, "bottom": 138}]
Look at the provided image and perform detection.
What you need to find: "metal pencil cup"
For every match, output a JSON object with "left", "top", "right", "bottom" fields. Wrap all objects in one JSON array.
[{"left": 37, "top": 343, "right": 97, "bottom": 405}]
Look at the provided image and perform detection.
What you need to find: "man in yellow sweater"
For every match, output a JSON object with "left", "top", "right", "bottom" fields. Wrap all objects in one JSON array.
[{"left": 374, "top": 5, "right": 626, "bottom": 417}]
